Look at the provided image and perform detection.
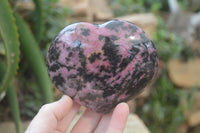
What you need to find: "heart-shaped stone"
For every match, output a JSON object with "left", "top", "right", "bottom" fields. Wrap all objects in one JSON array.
[{"left": 46, "top": 20, "right": 158, "bottom": 114}]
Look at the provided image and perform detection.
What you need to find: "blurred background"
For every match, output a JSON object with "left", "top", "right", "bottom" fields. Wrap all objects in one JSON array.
[{"left": 0, "top": 0, "right": 200, "bottom": 133}]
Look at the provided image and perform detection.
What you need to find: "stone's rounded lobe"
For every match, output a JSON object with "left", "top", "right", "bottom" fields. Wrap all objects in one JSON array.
[{"left": 46, "top": 20, "right": 158, "bottom": 114}]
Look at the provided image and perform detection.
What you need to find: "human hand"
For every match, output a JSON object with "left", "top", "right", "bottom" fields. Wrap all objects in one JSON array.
[{"left": 25, "top": 95, "right": 129, "bottom": 133}]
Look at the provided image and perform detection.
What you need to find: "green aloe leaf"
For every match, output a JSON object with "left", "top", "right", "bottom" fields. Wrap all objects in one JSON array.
[
  {"left": 0, "top": 61, "right": 23, "bottom": 133},
  {"left": 7, "top": 85, "right": 23, "bottom": 133},
  {"left": 0, "top": 0, "right": 20, "bottom": 95},
  {"left": 33, "top": 0, "right": 44, "bottom": 42},
  {"left": 0, "top": 61, "right": 6, "bottom": 82},
  {"left": 14, "top": 12, "right": 54, "bottom": 103}
]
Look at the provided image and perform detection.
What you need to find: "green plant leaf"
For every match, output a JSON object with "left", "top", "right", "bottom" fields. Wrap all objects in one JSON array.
[
  {"left": 7, "top": 85, "right": 23, "bottom": 133},
  {"left": 0, "top": 61, "right": 6, "bottom": 82},
  {"left": 0, "top": 0, "right": 20, "bottom": 95},
  {"left": 0, "top": 42, "right": 6, "bottom": 55},
  {"left": 33, "top": 0, "right": 44, "bottom": 43},
  {"left": 0, "top": 61, "right": 23, "bottom": 133},
  {"left": 14, "top": 12, "right": 54, "bottom": 103},
  {"left": 0, "top": 61, "right": 6, "bottom": 100}
]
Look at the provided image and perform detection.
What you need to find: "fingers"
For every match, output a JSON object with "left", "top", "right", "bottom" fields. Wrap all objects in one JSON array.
[
  {"left": 26, "top": 95, "right": 129, "bottom": 133},
  {"left": 105, "top": 103, "right": 129, "bottom": 133},
  {"left": 70, "top": 109, "right": 102, "bottom": 133},
  {"left": 93, "top": 111, "right": 113, "bottom": 133},
  {"left": 56, "top": 101, "right": 81, "bottom": 133},
  {"left": 44, "top": 95, "right": 73, "bottom": 121},
  {"left": 94, "top": 103, "right": 129, "bottom": 133},
  {"left": 25, "top": 95, "right": 73, "bottom": 133}
]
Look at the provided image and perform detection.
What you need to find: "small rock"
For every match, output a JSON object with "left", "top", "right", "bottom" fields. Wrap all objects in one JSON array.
[
  {"left": 168, "top": 58, "right": 200, "bottom": 88},
  {"left": 116, "top": 13, "right": 158, "bottom": 38},
  {"left": 67, "top": 112, "right": 151, "bottom": 133},
  {"left": 188, "top": 111, "right": 200, "bottom": 127},
  {"left": 58, "top": 0, "right": 113, "bottom": 21},
  {"left": 16, "top": 0, "right": 35, "bottom": 11},
  {"left": 124, "top": 113, "right": 150, "bottom": 133}
]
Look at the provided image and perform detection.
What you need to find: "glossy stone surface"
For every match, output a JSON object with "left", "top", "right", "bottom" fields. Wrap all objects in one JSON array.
[{"left": 46, "top": 20, "right": 158, "bottom": 114}]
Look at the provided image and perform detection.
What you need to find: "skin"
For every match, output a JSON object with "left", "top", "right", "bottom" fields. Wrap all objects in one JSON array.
[{"left": 25, "top": 95, "right": 129, "bottom": 133}]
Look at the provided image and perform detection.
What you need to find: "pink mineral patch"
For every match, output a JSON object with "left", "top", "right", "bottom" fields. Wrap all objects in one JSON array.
[{"left": 46, "top": 20, "right": 158, "bottom": 114}]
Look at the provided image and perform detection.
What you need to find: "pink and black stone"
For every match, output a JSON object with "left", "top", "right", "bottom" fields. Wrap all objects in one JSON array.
[{"left": 46, "top": 20, "right": 158, "bottom": 114}]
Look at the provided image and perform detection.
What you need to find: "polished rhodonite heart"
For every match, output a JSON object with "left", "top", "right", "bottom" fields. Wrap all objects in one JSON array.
[{"left": 46, "top": 20, "right": 158, "bottom": 114}]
